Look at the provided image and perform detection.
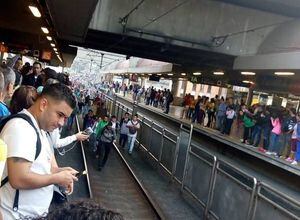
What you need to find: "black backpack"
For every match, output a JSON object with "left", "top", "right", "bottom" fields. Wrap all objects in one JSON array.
[{"left": 0, "top": 113, "right": 41, "bottom": 212}]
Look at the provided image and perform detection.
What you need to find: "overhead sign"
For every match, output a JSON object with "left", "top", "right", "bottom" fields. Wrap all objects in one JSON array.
[{"left": 188, "top": 76, "right": 226, "bottom": 87}]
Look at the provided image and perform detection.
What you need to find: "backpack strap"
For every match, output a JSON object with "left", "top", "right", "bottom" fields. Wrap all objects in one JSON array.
[{"left": 0, "top": 113, "right": 42, "bottom": 212}]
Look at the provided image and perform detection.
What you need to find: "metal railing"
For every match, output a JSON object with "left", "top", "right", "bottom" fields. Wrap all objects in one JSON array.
[
  {"left": 75, "top": 116, "right": 93, "bottom": 199},
  {"left": 100, "top": 92, "right": 300, "bottom": 220}
]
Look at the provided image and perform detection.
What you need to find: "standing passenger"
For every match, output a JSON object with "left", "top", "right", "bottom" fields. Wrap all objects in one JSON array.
[
  {"left": 266, "top": 112, "right": 282, "bottom": 156},
  {"left": 119, "top": 112, "right": 130, "bottom": 149},
  {"left": 0, "top": 66, "right": 15, "bottom": 119},
  {"left": 127, "top": 114, "right": 140, "bottom": 154},
  {"left": 98, "top": 122, "right": 116, "bottom": 170}
]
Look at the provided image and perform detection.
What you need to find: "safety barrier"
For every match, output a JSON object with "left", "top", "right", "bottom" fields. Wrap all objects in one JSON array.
[{"left": 100, "top": 93, "right": 300, "bottom": 220}]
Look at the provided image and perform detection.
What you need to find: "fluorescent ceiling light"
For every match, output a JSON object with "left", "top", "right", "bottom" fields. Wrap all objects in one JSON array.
[
  {"left": 241, "top": 72, "right": 256, "bottom": 75},
  {"left": 242, "top": 80, "right": 254, "bottom": 84},
  {"left": 193, "top": 72, "right": 201, "bottom": 76},
  {"left": 181, "top": 73, "right": 186, "bottom": 76},
  {"left": 46, "top": 36, "right": 52, "bottom": 41},
  {"left": 214, "top": 71, "right": 224, "bottom": 75},
  {"left": 50, "top": 43, "right": 55, "bottom": 47},
  {"left": 274, "top": 72, "right": 295, "bottom": 76},
  {"left": 53, "top": 48, "right": 57, "bottom": 51},
  {"left": 167, "top": 73, "right": 173, "bottom": 76},
  {"left": 57, "top": 55, "right": 62, "bottom": 62},
  {"left": 29, "top": 6, "right": 41, "bottom": 18},
  {"left": 157, "top": 74, "right": 162, "bottom": 76},
  {"left": 41, "top": 27, "right": 49, "bottom": 34}
]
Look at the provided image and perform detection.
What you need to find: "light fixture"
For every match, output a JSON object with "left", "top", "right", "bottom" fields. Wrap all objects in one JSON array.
[
  {"left": 53, "top": 48, "right": 57, "bottom": 51},
  {"left": 157, "top": 73, "right": 162, "bottom": 76},
  {"left": 57, "top": 55, "right": 62, "bottom": 62},
  {"left": 50, "top": 43, "right": 55, "bottom": 47},
  {"left": 46, "top": 36, "right": 52, "bottom": 41},
  {"left": 193, "top": 72, "right": 201, "bottom": 76},
  {"left": 167, "top": 73, "right": 173, "bottom": 76},
  {"left": 274, "top": 72, "right": 295, "bottom": 76},
  {"left": 241, "top": 72, "right": 256, "bottom": 75},
  {"left": 242, "top": 80, "right": 254, "bottom": 84},
  {"left": 41, "top": 27, "right": 49, "bottom": 34},
  {"left": 181, "top": 73, "right": 186, "bottom": 76},
  {"left": 29, "top": 6, "right": 41, "bottom": 18},
  {"left": 214, "top": 71, "right": 224, "bottom": 75},
  {"left": 161, "top": 77, "right": 165, "bottom": 79},
  {"left": 55, "top": 51, "right": 58, "bottom": 54}
]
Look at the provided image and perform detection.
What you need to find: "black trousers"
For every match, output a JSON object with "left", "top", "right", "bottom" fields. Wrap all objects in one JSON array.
[
  {"left": 119, "top": 133, "right": 128, "bottom": 148},
  {"left": 98, "top": 142, "right": 112, "bottom": 168}
]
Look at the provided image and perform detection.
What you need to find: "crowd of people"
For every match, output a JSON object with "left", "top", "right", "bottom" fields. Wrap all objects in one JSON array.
[
  {"left": 100, "top": 82, "right": 174, "bottom": 114},
  {"left": 179, "top": 93, "right": 300, "bottom": 165},
  {"left": 101, "top": 81, "right": 300, "bottom": 166},
  {"left": 0, "top": 59, "right": 124, "bottom": 220}
]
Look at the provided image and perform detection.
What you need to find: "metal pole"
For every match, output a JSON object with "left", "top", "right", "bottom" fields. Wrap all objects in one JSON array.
[
  {"left": 148, "top": 121, "right": 154, "bottom": 152},
  {"left": 204, "top": 156, "right": 218, "bottom": 219},
  {"left": 247, "top": 178, "right": 258, "bottom": 220},
  {"left": 181, "top": 124, "right": 193, "bottom": 192},
  {"left": 112, "top": 94, "right": 117, "bottom": 115},
  {"left": 158, "top": 128, "right": 165, "bottom": 165},
  {"left": 172, "top": 136, "right": 180, "bottom": 180}
]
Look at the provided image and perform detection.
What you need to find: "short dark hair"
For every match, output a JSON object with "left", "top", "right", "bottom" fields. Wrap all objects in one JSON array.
[
  {"left": 111, "top": 115, "right": 116, "bottom": 119},
  {"left": 41, "top": 83, "right": 76, "bottom": 109},
  {"left": 33, "top": 200, "right": 124, "bottom": 220},
  {"left": 33, "top": 61, "right": 42, "bottom": 68}
]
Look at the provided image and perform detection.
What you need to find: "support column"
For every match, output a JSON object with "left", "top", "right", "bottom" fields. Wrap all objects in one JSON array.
[
  {"left": 171, "top": 78, "right": 180, "bottom": 97},
  {"left": 246, "top": 86, "right": 254, "bottom": 107}
]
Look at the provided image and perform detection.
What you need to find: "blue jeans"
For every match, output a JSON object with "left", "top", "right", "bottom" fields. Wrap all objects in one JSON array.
[
  {"left": 279, "top": 133, "right": 292, "bottom": 156},
  {"left": 262, "top": 127, "right": 270, "bottom": 150},
  {"left": 251, "top": 125, "right": 262, "bottom": 147},
  {"left": 128, "top": 135, "right": 136, "bottom": 153},
  {"left": 296, "top": 141, "right": 300, "bottom": 162},
  {"left": 269, "top": 132, "right": 280, "bottom": 153}
]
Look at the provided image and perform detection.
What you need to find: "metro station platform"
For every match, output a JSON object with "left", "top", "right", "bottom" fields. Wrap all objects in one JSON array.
[{"left": 114, "top": 92, "right": 300, "bottom": 176}]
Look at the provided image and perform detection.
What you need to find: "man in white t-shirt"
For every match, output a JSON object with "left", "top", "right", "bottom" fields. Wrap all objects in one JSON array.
[
  {"left": 126, "top": 114, "right": 140, "bottom": 154},
  {"left": 0, "top": 83, "right": 78, "bottom": 220}
]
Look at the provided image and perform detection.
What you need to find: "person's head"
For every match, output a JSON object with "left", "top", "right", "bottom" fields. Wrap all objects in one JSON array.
[
  {"left": 88, "top": 109, "right": 93, "bottom": 117},
  {"left": 0, "top": 65, "right": 15, "bottom": 98},
  {"left": 32, "top": 61, "right": 42, "bottom": 76},
  {"left": 30, "top": 83, "right": 76, "bottom": 132},
  {"left": 132, "top": 114, "right": 138, "bottom": 121},
  {"left": 106, "top": 122, "right": 113, "bottom": 130},
  {"left": 14, "top": 58, "right": 23, "bottom": 71},
  {"left": 10, "top": 86, "right": 37, "bottom": 114},
  {"left": 124, "top": 112, "right": 129, "bottom": 119},
  {"left": 111, "top": 115, "right": 117, "bottom": 122},
  {"left": 34, "top": 200, "right": 124, "bottom": 220},
  {"left": 102, "top": 115, "right": 108, "bottom": 122}
]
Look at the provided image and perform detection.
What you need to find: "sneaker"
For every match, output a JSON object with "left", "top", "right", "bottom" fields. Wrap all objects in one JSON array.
[
  {"left": 285, "top": 157, "right": 293, "bottom": 162},
  {"left": 240, "top": 139, "right": 244, "bottom": 142},
  {"left": 265, "top": 151, "right": 273, "bottom": 155},
  {"left": 258, "top": 147, "right": 266, "bottom": 153},
  {"left": 279, "top": 155, "right": 286, "bottom": 159},
  {"left": 128, "top": 151, "right": 132, "bottom": 155},
  {"left": 291, "top": 161, "right": 298, "bottom": 165},
  {"left": 245, "top": 141, "right": 251, "bottom": 145}
]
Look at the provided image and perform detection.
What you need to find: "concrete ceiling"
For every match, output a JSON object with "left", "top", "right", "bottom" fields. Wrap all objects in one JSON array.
[{"left": 215, "top": 0, "right": 300, "bottom": 18}]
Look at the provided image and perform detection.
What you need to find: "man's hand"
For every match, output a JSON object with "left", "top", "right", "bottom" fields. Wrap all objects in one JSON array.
[
  {"left": 75, "top": 132, "right": 89, "bottom": 141},
  {"left": 53, "top": 170, "right": 78, "bottom": 188},
  {"left": 65, "top": 181, "right": 74, "bottom": 195}
]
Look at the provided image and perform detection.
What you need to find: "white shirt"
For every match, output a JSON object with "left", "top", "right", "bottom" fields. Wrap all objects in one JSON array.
[
  {"left": 0, "top": 110, "right": 54, "bottom": 220},
  {"left": 47, "top": 128, "right": 77, "bottom": 149},
  {"left": 127, "top": 120, "right": 140, "bottom": 138}
]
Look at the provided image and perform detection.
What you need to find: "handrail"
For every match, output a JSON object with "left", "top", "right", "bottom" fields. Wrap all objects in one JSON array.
[{"left": 75, "top": 115, "right": 93, "bottom": 199}]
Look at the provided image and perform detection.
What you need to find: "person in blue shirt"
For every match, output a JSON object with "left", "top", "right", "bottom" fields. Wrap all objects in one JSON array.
[{"left": 0, "top": 66, "right": 16, "bottom": 119}]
